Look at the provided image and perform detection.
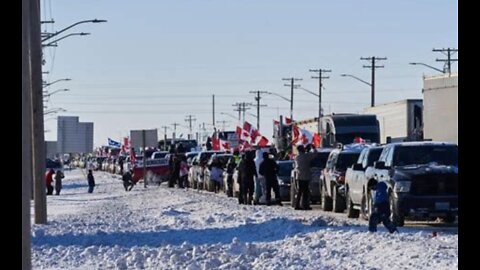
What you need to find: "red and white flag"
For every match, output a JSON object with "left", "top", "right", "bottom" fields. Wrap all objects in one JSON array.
[
  {"left": 219, "top": 139, "right": 231, "bottom": 151},
  {"left": 285, "top": 117, "right": 293, "bottom": 125},
  {"left": 313, "top": 133, "right": 321, "bottom": 148},
  {"left": 256, "top": 136, "right": 269, "bottom": 147},
  {"left": 212, "top": 137, "right": 220, "bottom": 150},
  {"left": 273, "top": 119, "right": 280, "bottom": 126},
  {"left": 236, "top": 126, "right": 251, "bottom": 142}
]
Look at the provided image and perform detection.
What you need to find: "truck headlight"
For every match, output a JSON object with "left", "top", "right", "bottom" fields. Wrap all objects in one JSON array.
[{"left": 394, "top": 181, "right": 411, "bottom": 193}]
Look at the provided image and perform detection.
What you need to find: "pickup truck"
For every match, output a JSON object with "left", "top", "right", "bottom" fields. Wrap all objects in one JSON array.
[
  {"left": 320, "top": 144, "right": 367, "bottom": 212},
  {"left": 372, "top": 141, "right": 458, "bottom": 226},
  {"left": 344, "top": 146, "right": 384, "bottom": 219}
]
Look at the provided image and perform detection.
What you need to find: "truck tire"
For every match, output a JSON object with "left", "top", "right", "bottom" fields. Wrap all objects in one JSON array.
[
  {"left": 346, "top": 189, "right": 360, "bottom": 218},
  {"left": 332, "top": 185, "right": 344, "bottom": 213},
  {"left": 390, "top": 194, "right": 405, "bottom": 227},
  {"left": 321, "top": 181, "right": 333, "bottom": 211}
]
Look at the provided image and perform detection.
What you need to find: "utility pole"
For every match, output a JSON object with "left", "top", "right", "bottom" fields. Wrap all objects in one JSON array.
[
  {"left": 185, "top": 115, "right": 197, "bottom": 140},
  {"left": 22, "top": 0, "right": 32, "bottom": 267},
  {"left": 282, "top": 77, "right": 302, "bottom": 120},
  {"left": 161, "top": 125, "right": 169, "bottom": 150},
  {"left": 361, "top": 57, "right": 386, "bottom": 107},
  {"left": 212, "top": 94, "right": 215, "bottom": 127},
  {"left": 232, "top": 102, "right": 253, "bottom": 124},
  {"left": 31, "top": 0, "right": 47, "bottom": 224},
  {"left": 433, "top": 47, "right": 458, "bottom": 74},
  {"left": 216, "top": 120, "right": 229, "bottom": 131},
  {"left": 309, "top": 68, "right": 331, "bottom": 133},
  {"left": 171, "top": 122, "right": 180, "bottom": 144},
  {"left": 249, "top": 90, "right": 268, "bottom": 130}
]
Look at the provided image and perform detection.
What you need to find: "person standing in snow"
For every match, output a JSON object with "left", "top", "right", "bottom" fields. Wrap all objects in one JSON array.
[
  {"left": 208, "top": 156, "right": 224, "bottom": 193},
  {"left": 54, "top": 169, "right": 64, "bottom": 195},
  {"left": 178, "top": 155, "right": 189, "bottom": 188},
  {"left": 259, "top": 152, "right": 282, "bottom": 206},
  {"left": 122, "top": 170, "right": 134, "bottom": 191},
  {"left": 87, "top": 169, "right": 95, "bottom": 193},
  {"left": 239, "top": 150, "right": 257, "bottom": 205},
  {"left": 45, "top": 168, "right": 55, "bottom": 195},
  {"left": 226, "top": 157, "right": 237, "bottom": 197},
  {"left": 293, "top": 144, "right": 317, "bottom": 210},
  {"left": 368, "top": 181, "right": 397, "bottom": 233},
  {"left": 253, "top": 148, "right": 266, "bottom": 205}
]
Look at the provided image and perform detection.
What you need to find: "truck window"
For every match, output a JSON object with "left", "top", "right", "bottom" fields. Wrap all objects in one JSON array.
[{"left": 392, "top": 145, "right": 458, "bottom": 166}]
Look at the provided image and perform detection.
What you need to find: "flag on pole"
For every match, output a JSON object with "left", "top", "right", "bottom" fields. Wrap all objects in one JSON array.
[
  {"left": 285, "top": 117, "right": 293, "bottom": 125},
  {"left": 108, "top": 138, "right": 121, "bottom": 148}
]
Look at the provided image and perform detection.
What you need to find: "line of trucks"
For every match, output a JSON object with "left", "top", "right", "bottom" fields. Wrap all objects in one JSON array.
[{"left": 274, "top": 113, "right": 457, "bottom": 226}]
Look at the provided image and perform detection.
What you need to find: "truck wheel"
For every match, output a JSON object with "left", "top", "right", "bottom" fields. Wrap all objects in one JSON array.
[
  {"left": 321, "top": 182, "right": 333, "bottom": 211},
  {"left": 332, "top": 185, "right": 344, "bottom": 213},
  {"left": 346, "top": 190, "right": 360, "bottom": 218},
  {"left": 390, "top": 194, "right": 405, "bottom": 227}
]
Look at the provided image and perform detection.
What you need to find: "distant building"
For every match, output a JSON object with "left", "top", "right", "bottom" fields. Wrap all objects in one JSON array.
[
  {"left": 45, "top": 141, "right": 58, "bottom": 159},
  {"left": 57, "top": 116, "right": 94, "bottom": 154},
  {"left": 423, "top": 73, "right": 458, "bottom": 144}
]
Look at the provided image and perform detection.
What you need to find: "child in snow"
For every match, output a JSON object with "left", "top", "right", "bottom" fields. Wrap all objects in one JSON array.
[
  {"left": 87, "top": 169, "right": 95, "bottom": 193},
  {"left": 368, "top": 181, "right": 397, "bottom": 233}
]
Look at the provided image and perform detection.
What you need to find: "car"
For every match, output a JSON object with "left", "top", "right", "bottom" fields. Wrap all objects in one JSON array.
[
  {"left": 277, "top": 160, "right": 294, "bottom": 201},
  {"left": 188, "top": 151, "right": 225, "bottom": 189},
  {"left": 204, "top": 154, "right": 233, "bottom": 192}
]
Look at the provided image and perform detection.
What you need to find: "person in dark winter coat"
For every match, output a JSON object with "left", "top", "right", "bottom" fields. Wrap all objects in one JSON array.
[
  {"left": 45, "top": 169, "right": 55, "bottom": 195},
  {"left": 239, "top": 151, "right": 257, "bottom": 205},
  {"left": 54, "top": 170, "right": 64, "bottom": 195},
  {"left": 122, "top": 170, "right": 134, "bottom": 191},
  {"left": 259, "top": 152, "right": 282, "bottom": 206},
  {"left": 293, "top": 144, "right": 317, "bottom": 210},
  {"left": 226, "top": 157, "right": 237, "bottom": 197},
  {"left": 87, "top": 169, "right": 95, "bottom": 193},
  {"left": 368, "top": 181, "right": 397, "bottom": 233}
]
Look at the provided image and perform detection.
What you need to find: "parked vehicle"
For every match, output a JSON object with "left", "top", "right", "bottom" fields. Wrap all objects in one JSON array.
[
  {"left": 372, "top": 141, "right": 458, "bottom": 226},
  {"left": 204, "top": 153, "right": 232, "bottom": 192},
  {"left": 277, "top": 160, "right": 294, "bottom": 201},
  {"left": 188, "top": 151, "right": 225, "bottom": 189},
  {"left": 290, "top": 148, "right": 333, "bottom": 205},
  {"left": 320, "top": 144, "right": 367, "bottom": 213},
  {"left": 151, "top": 151, "right": 169, "bottom": 160},
  {"left": 344, "top": 146, "right": 384, "bottom": 218}
]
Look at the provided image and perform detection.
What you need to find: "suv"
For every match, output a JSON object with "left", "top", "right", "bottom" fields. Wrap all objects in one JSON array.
[
  {"left": 344, "top": 146, "right": 384, "bottom": 218},
  {"left": 320, "top": 144, "right": 367, "bottom": 212},
  {"left": 373, "top": 142, "right": 458, "bottom": 226}
]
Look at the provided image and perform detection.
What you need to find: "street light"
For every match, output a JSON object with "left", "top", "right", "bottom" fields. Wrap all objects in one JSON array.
[
  {"left": 340, "top": 74, "right": 372, "bottom": 86},
  {"left": 41, "top": 19, "right": 107, "bottom": 42},
  {"left": 42, "top": 32, "right": 90, "bottom": 47},
  {"left": 409, "top": 62, "right": 445, "bottom": 74},
  {"left": 44, "top": 108, "right": 66, "bottom": 115},
  {"left": 43, "top": 88, "right": 70, "bottom": 98},
  {"left": 42, "top": 78, "right": 71, "bottom": 88},
  {"left": 220, "top": 112, "right": 237, "bottom": 120},
  {"left": 340, "top": 73, "right": 375, "bottom": 107},
  {"left": 265, "top": 91, "right": 291, "bottom": 103}
]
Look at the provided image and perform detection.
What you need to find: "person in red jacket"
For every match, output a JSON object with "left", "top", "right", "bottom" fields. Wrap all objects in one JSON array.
[{"left": 45, "top": 168, "right": 54, "bottom": 195}]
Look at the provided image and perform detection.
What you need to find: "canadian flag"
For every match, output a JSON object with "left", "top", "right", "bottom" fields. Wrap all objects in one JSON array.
[
  {"left": 219, "top": 139, "right": 231, "bottom": 151},
  {"left": 256, "top": 136, "right": 269, "bottom": 147},
  {"left": 292, "top": 125, "right": 315, "bottom": 146},
  {"left": 236, "top": 126, "right": 251, "bottom": 142},
  {"left": 285, "top": 117, "right": 293, "bottom": 125},
  {"left": 273, "top": 119, "right": 280, "bottom": 126},
  {"left": 212, "top": 137, "right": 220, "bottom": 150}
]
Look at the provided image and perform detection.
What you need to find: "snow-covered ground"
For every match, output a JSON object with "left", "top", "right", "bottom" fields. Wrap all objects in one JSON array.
[{"left": 31, "top": 169, "right": 458, "bottom": 269}]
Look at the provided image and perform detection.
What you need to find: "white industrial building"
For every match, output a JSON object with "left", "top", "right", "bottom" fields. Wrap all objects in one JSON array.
[
  {"left": 422, "top": 73, "right": 458, "bottom": 144},
  {"left": 57, "top": 116, "right": 94, "bottom": 154}
]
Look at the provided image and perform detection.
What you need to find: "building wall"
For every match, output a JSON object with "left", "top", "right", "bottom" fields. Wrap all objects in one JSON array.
[
  {"left": 45, "top": 141, "right": 57, "bottom": 159},
  {"left": 57, "top": 116, "right": 94, "bottom": 154},
  {"left": 423, "top": 73, "right": 458, "bottom": 144}
]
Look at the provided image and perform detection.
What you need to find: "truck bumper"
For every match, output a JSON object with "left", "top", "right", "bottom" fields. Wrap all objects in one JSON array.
[{"left": 392, "top": 193, "right": 458, "bottom": 218}]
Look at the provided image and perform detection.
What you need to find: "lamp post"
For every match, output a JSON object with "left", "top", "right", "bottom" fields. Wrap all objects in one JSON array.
[
  {"left": 43, "top": 88, "right": 69, "bottom": 98},
  {"left": 43, "top": 78, "right": 71, "bottom": 88},
  {"left": 265, "top": 91, "right": 291, "bottom": 103},
  {"left": 41, "top": 19, "right": 107, "bottom": 42},
  {"left": 340, "top": 73, "right": 374, "bottom": 107},
  {"left": 42, "top": 32, "right": 90, "bottom": 47},
  {"left": 44, "top": 107, "right": 66, "bottom": 115},
  {"left": 409, "top": 62, "right": 445, "bottom": 74}
]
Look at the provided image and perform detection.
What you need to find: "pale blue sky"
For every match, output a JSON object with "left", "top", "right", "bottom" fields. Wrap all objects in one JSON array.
[{"left": 42, "top": 0, "right": 458, "bottom": 147}]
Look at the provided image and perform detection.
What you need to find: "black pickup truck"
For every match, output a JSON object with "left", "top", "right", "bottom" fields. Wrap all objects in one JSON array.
[{"left": 372, "top": 142, "right": 458, "bottom": 226}]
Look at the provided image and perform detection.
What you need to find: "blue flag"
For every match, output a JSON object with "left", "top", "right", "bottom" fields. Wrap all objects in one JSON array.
[{"left": 108, "top": 138, "right": 121, "bottom": 148}]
